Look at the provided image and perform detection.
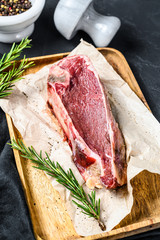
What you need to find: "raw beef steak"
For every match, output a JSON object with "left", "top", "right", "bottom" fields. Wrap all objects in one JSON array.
[{"left": 47, "top": 55, "right": 127, "bottom": 189}]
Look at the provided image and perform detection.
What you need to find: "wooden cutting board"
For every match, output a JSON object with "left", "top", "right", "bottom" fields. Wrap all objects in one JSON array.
[{"left": 6, "top": 48, "right": 160, "bottom": 240}]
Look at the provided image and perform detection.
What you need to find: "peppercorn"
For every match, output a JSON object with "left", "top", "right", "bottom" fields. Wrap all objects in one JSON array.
[{"left": 0, "top": 0, "right": 32, "bottom": 16}]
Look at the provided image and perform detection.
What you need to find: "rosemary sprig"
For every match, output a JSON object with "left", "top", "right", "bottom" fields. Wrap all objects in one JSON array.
[
  {"left": 10, "top": 139, "right": 106, "bottom": 231},
  {"left": 0, "top": 38, "right": 34, "bottom": 98}
]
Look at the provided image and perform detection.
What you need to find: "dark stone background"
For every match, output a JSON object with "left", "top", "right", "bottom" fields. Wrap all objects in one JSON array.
[{"left": 0, "top": 0, "right": 160, "bottom": 239}]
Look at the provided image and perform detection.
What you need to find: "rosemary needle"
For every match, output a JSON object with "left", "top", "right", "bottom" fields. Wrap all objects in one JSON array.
[
  {"left": 9, "top": 138, "right": 106, "bottom": 231},
  {"left": 0, "top": 38, "right": 34, "bottom": 98}
]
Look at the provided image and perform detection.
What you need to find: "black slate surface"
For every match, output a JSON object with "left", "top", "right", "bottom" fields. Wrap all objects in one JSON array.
[{"left": 0, "top": 0, "right": 160, "bottom": 239}]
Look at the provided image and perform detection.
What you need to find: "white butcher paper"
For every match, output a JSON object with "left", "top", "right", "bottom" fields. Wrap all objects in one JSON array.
[{"left": 1, "top": 40, "right": 160, "bottom": 236}]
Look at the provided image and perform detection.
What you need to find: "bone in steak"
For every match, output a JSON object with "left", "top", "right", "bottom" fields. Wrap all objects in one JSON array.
[{"left": 47, "top": 55, "right": 127, "bottom": 189}]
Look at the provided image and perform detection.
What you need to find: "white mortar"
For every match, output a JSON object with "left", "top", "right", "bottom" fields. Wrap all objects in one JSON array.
[{"left": 0, "top": 0, "right": 45, "bottom": 43}]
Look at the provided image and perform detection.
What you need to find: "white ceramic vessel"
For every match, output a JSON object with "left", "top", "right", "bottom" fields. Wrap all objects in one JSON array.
[
  {"left": 0, "top": 0, "right": 45, "bottom": 43},
  {"left": 54, "top": 0, "right": 121, "bottom": 47}
]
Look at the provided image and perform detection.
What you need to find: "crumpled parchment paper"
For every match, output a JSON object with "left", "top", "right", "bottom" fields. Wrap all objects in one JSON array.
[{"left": 1, "top": 40, "right": 160, "bottom": 236}]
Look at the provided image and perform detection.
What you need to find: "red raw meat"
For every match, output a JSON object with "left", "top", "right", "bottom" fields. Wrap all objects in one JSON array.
[{"left": 47, "top": 55, "right": 127, "bottom": 189}]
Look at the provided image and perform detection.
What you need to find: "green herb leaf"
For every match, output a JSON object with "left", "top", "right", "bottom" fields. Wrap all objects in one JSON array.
[
  {"left": 9, "top": 138, "right": 106, "bottom": 231},
  {"left": 0, "top": 38, "right": 34, "bottom": 98}
]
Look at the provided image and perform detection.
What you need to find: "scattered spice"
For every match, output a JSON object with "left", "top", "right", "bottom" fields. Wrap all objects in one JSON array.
[{"left": 0, "top": 0, "right": 32, "bottom": 16}]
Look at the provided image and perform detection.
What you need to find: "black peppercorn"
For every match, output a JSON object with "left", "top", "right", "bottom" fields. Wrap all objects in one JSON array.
[{"left": 0, "top": 0, "right": 32, "bottom": 16}]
